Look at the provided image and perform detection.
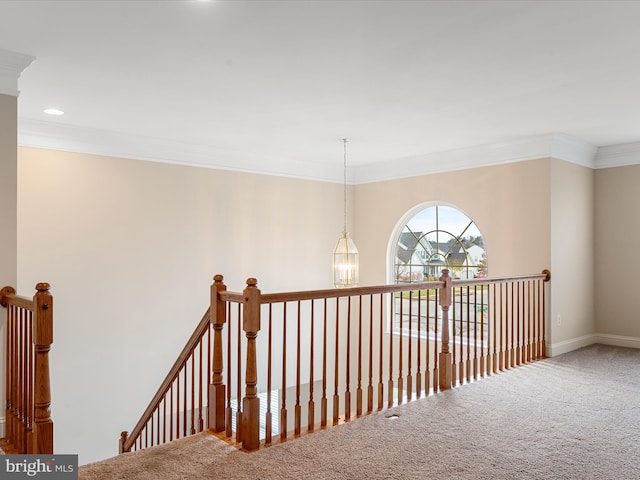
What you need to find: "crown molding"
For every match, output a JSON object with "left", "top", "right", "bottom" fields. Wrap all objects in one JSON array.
[
  {"left": 594, "top": 142, "right": 640, "bottom": 169},
  {"left": 0, "top": 50, "right": 35, "bottom": 97},
  {"left": 352, "top": 134, "right": 597, "bottom": 184},
  {"left": 20, "top": 117, "right": 625, "bottom": 184},
  {"left": 18, "top": 118, "right": 343, "bottom": 183}
]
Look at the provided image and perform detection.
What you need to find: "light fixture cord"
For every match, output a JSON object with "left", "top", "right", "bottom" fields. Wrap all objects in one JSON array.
[{"left": 342, "top": 138, "right": 348, "bottom": 234}]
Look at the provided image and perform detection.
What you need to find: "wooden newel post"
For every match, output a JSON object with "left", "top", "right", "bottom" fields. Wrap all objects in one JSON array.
[
  {"left": 119, "top": 431, "right": 129, "bottom": 454},
  {"left": 242, "top": 278, "right": 261, "bottom": 451},
  {"left": 33, "top": 282, "right": 53, "bottom": 454},
  {"left": 438, "top": 270, "right": 452, "bottom": 391},
  {"left": 208, "top": 274, "right": 227, "bottom": 433}
]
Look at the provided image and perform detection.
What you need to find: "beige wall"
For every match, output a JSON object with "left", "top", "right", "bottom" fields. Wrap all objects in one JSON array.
[
  {"left": 0, "top": 93, "right": 17, "bottom": 290},
  {"left": 17, "top": 147, "right": 345, "bottom": 462},
  {"left": 354, "top": 159, "right": 552, "bottom": 285},
  {"left": 595, "top": 164, "right": 640, "bottom": 342},
  {"left": 549, "top": 159, "right": 595, "bottom": 353}
]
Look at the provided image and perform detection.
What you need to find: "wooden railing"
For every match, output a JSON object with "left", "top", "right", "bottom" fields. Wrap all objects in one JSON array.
[
  {"left": 121, "top": 269, "right": 550, "bottom": 454},
  {"left": 0, "top": 283, "right": 54, "bottom": 454},
  {"left": 119, "top": 310, "right": 213, "bottom": 453}
]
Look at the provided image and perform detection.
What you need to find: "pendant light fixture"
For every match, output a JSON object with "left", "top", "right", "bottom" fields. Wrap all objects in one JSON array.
[{"left": 333, "top": 138, "right": 359, "bottom": 287}]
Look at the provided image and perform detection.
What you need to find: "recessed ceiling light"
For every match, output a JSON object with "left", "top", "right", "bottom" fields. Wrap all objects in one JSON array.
[{"left": 44, "top": 108, "right": 64, "bottom": 116}]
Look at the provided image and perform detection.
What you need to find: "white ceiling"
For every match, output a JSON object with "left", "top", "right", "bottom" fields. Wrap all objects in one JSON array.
[{"left": 2, "top": 0, "right": 640, "bottom": 182}]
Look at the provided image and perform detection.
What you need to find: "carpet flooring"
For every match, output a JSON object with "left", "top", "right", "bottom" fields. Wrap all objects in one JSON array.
[{"left": 78, "top": 344, "right": 640, "bottom": 479}]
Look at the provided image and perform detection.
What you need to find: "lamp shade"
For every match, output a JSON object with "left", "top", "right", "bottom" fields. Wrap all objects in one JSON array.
[{"left": 333, "top": 231, "right": 359, "bottom": 287}]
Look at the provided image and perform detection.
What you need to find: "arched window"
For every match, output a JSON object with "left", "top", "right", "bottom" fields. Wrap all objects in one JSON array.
[{"left": 392, "top": 203, "right": 487, "bottom": 284}]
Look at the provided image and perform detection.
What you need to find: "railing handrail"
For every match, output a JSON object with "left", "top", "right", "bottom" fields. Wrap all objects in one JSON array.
[
  {"left": 1, "top": 286, "right": 34, "bottom": 311},
  {"left": 217, "top": 271, "right": 550, "bottom": 306},
  {"left": 120, "top": 308, "right": 211, "bottom": 453}
]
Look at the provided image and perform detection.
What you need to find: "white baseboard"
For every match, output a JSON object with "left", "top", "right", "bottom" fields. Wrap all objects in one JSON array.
[
  {"left": 594, "top": 333, "right": 640, "bottom": 349},
  {"left": 547, "top": 334, "right": 598, "bottom": 356},
  {"left": 0, "top": 416, "right": 4, "bottom": 438},
  {"left": 547, "top": 333, "right": 640, "bottom": 356}
]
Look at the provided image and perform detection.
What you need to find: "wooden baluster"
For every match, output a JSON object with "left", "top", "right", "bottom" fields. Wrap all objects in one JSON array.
[
  {"left": 531, "top": 280, "right": 536, "bottom": 362},
  {"left": 225, "top": 307, "right": 233, "bottom": 438},
  {"left": 183, "top": 355, "right": 188, "bottom": 437},
  {"left": 28, "top": 310, "right": 34, "bottom": 449},
  {"left": 525, "top": 281, "right": 529, "bottom": 363},
  {"left": 479, "top": 284, "right": 485, "bottom": 378},
  {"left": 295, "top": 301, "right": 301, "bottom": 435},
  {"left": 242, "top": 278, "right": 261, "bottom": 451},
  {"left": 33, "top": 283, "right": 53, "bottom": 454},
  {"left": 438, "top": 270, "right": 452, "bottom": 391},
  {"left": 416, "top": 289, "right": 422, "bottom": 399},
  {"left": 163, "top": 396, "right": 167, "bottom": 444},
  {"left": 451, "top": 287, "right": 457, "bottom": 387},
  {"left": 397, "top": 293, "right": 403, "bottom": 404},
  {"left": 333, "top": 298, "right": 340, "bottom": 425},
  {"left": 7, "top": 304, "right": 14, "bottom": 447},
  {"left": 508, "top": 283, "right": 514, "bottom": 369},
  {"left": 176, "top": 372, "right": 181, "bottom": 439},
  {"left": 281, "top": 303, "right": 287, "bottom": 439},
  {"left": 236, "top": 306, "right": 242, "bottom": 444},
  {"left": 499, "top": 283, "right": 504, "bottom": 371},
  {"left": 433, "top": 288, "right": 439, "bottom": 393},
  {"left": 308, "top": 300, "right": 315, "bottom": 431},
  {"left": 466, "top": 285, "right": 471, "bottom": 383},
  {"left": 407, "top": 290, "right": 413, "bottom": 402},
  {"left": 170, "top": 383, "right": 175, "bottom": 441},
  {"left": 198, "top": 336, "right": 204, "bottom": 432},
  {"left": 536, "top": 279, "right": 541, "bottom": 360},
  {"left": 459, "top": 287, "right": 464, "bottom": 384},
  {"left": 517, "top": 281, "right": 522, "bottom": 366},
  {"left": 525, "top": 281, "right": 530, "bottom": 363},
  {"left": 345, "top": 297, "right": 351, "bottom": 421},
  {"left": 459, "top": 286, "right": 464, "bottom": 384},
  {"left": 190, "top": 350, "right": 196, "bottom": 435},
  {"left": 154, "top": 406, "right": 158, "bottom": 446},
  {"left": 356, "top": 295, "right": 363, "bottom": 417},
  {"left": 174, "top": 380, "right": 179, "bottom": 441},
  {"left": 321, "top": 299, "right": 328, "bottom": 427},
  {"left": 208, "top": 275, "right": 227, "bottom": 433},
  {"left": 456, "top": 287, "right": 462, "bottom": 386},
  {"left": 19, "top": 307, "right": 26, "bottom": 452},
  {"left": 265, "top": 305, "right": 273, "bottom": 444},
  {"left": 377, "top": 294, "right": 384, "bottom": 410},
  {"left": 367, "top": 294, "right": 374, "bottom": 413},
  {"left": 388, "top": 293, "right": 394, "bottom": 407}
]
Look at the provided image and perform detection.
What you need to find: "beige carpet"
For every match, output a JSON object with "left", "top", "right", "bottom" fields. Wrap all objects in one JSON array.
[{"left": 79, "top": 344, "right": 640, "bottom": 479}]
